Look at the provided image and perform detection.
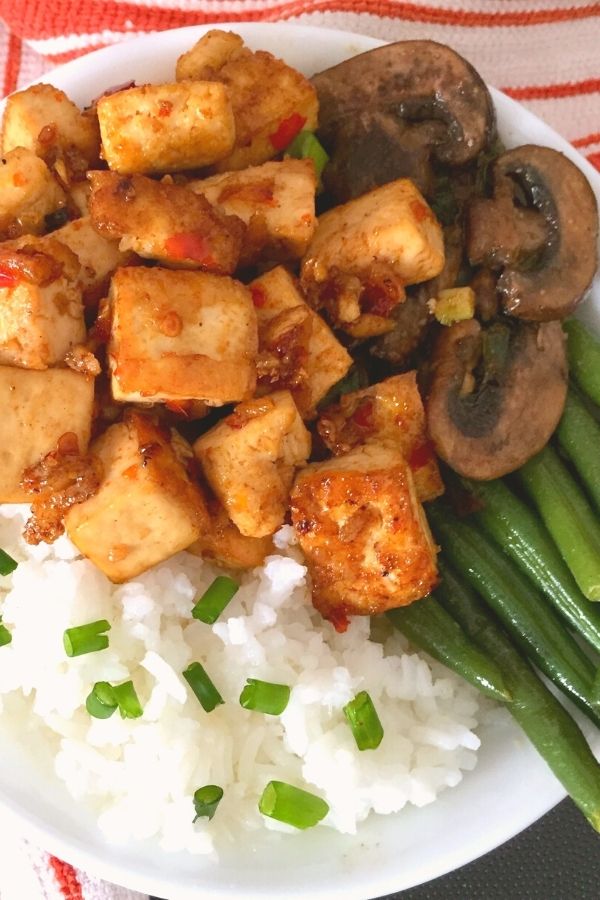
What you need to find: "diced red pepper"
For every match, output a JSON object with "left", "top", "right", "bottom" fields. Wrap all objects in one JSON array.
[
  {"left": 269, "top": 113, "right": 307, "bottom": 152},
  {"left": 0, "top": 265, "right": 19, "bottom": 289},
  {"left": 164, "top": 232, "right": 216, "bottom": 268},
  {"left": 409, "top": 441, "right": 435, "bottom": 471},
  {"left": 351, "top": 400, "right": 374, "bottom": 429},
  {"left": 250, "top": 286, "right": 267, "bottom": 308}
]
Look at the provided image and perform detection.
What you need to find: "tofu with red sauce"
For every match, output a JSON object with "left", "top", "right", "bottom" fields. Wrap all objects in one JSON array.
[
  {"left": 108, "top": 266, "right": 257, "bottom": 406},
  {"left": 0, "top": 148, "right": 66, "bottom": 241},
  {"left": 96, "top": 82, "right": 235, "bottom": 175},
  {"left": 290, "top": 443, "right": 439, "bottom": 626},
  {"left": 0, "top": 365, "right": 94, "bottom": 502},
  {"left": 88, "top": 171, "right": 244, "bottom": 273},
  {"left": 189, "top": 159, "right": 316, "bottom": 265},
  {"left": 318, "top": 372, "right": 444, "bottom": 502},
  {"left": 250, "top": 266, "right": 352, "bottom": 417},
  {"left": 0, "top": 237, "right": 85, "bottom": 369},
  {"left": 188, "top": 497, "right": 274, "bottom": 569},
  {"left": 193, "top": 391, "right": 311, "bottom": 538},
  {"left": 301, "top": 179, "right": 444, "bottom": 339},
  {"left": 66, "top": 412, "right": 209, "bottom": 582},
  {"left": 175, "top": 29, "right": 318, "bottom": 172}
]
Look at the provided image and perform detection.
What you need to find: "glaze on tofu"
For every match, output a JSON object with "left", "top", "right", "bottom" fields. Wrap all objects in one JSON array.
[{"left": 0, "top": 148, "right": 66, "bottom": 241}]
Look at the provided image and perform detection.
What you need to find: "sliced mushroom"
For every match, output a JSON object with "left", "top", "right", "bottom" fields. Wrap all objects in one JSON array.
[
  {"left": 425, "top": 318, "right": 567, "bottom": 479},
  {"left": 467, "top": 145, "right": 599, "bottom": 321},
  {"left": 312, "top": 40, "right": 496, "bottom": 203}
]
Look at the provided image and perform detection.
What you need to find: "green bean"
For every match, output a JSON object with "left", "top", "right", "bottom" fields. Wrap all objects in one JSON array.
[
  {"left": 387, "top": 596, "right": 511, "bottom": 702},
  {"left": 518, "top": 446, "right": 600, "bottom": 601},
  {"left": 435, "top": 559, "right": 600, "bottom": 832},
  {"left": 428, "top": 503, "right": 600, "bottom": 727},
  {"left": 458, "top": 476, "right": 600, "bottom": 653},
  {"left": 564, "top": 319, "right": 600, "bottom": 408},
  {"left": 557, "top": 390, "right": 600, "bottom": 515}
]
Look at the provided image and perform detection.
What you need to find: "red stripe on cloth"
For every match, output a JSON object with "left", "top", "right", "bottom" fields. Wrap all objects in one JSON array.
[
  {"left": 48, "top": 857, "right": 84, "bottom": 900},
  {"left": 45, "top": 44, "right": 111, "bottom": 65},
  {"left": 4, "top": 0, "right": 599, "bottom": 42},
  {"left": 504, "top": 78, "right": 600, "bottom": 101},
  {"left": 573, "top": 132, "right": 600, "bottom": 148},
  {"left": 587, "top": 151, "right": 600, "bottom": 170},
  {"left": 3, "top": 32, "right": 22, "bottom": 96}
]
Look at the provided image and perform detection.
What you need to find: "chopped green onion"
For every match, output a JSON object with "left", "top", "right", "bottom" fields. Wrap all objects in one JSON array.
[
  {"left": 286, "top": 130, "right": 329, "bottom": 178},
  {"left": 193, "top": 785, "right": 224, "bottom": 822},
  {"left": 0, "top": 549, "right": 17, "bottom": 577},
  {"left": 112, "top": 680, "right": 143, "bottom": 719},
  {"left": 258, "top": 781, "right": 329, "bottom": 830},
  {"left": 183, "top": 662, "right": 224, "bottom": 712},
  {"left": 86, "top": 681, "right": 118, "bottom": 719},
  {"left": 343, "top": 691, "right": 384, "bottom": 750},
  {"left": 239, "top": 678, "right": 290, "bottom": 715},
  {"left": 0, "top": 619, "right": 12, "bottom": 647},
  {"left": 63, "top": 620, "right": 111, "bottom": 657},
  {"left": 192, "top": 576, "right": 239, "bottom": 624}
]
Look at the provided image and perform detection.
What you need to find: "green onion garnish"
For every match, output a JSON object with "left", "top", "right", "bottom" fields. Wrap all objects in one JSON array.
[
  {"left": 63, "top": 620, "right": 111, "bottom": 657},
  {"left": 183, "top": 662, "right": 224, "bottom": 712},
  {"left": 193, "top": 785, "right": 224, "bottom": 822},
  {"left": 239, "top": 678, "right": 290, "bottom": 715},
  {"left": 0, "top": 619, "right": 12, "bottom": 647},
  {"left": 0, "top": 549, "right": 18, "bottom": 577},
  {"left": 287, "top": 130, "right": 329, "bottom": 178},
  {"left": 343, "top": 691, "right": 384, "bottom": 750},
  {"left": 86, "top": 681, "right": 118, "bottom": 719},
  {"left": 112, "top": 680, "right": 143, "bottom": 719},
  {"left": 258, "top": 781, "right": 329, "bottom": 830},
  {"left": 192, "top": 576, "right": 239, "bottom": 625}
]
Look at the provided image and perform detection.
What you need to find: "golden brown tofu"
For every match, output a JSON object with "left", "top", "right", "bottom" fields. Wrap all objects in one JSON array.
[
  {"left": 2, "top": 84, "right": 99, "bottom": 165},
  {"left": 43, "top": 216, "right": 130, "bottom": 307},
  {"left": 65, "top": 412, "right": 208, "bottom": 582},
  {"left": 188, "top": 498, "right": 274, "bottom": 569},
  {"left": 301, "top": 180, "right": 444, "bottom": 338},
  {"left": 0, "top": 148, "right": 66, "bottom": 240},
  {"left": 88, "top": 171, "right": 244, "bottom": 273},
  {"left": 290, "top": 444, "right": 438, "bottom": 627},
  {"left": 250, "top": 266, "right": 352, "bottom": 417},
  {"left": 0, "top": 237, "right": 85, "bottom": 369},
  {"left": 97, "top": 82, "right": 235, "bottom": 175},
  {"left": 176, "top": 29, "right": 318, "bottom": 172},
  {"left": 318, "top": 372, "right": 444, "bottom": 502},
  {"left": 194, "top": 391, "right": 311, "bottom": 538},
  {"left": 108, "top": 266, "right": 257, "bottom": 406},
  {"left": 0, "top": 365, "right": 94, "bottom": 502},
  {"left": 189, "top": 159, "right": 316, "bottom": 265}
]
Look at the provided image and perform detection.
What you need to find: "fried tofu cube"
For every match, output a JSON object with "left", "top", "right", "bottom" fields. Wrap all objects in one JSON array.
[
  {"left": 88, "top": 171, "right": 244, "bottom": 273},
  {"left": 97, "top": 82, "right": 235, "bottom": 175},
  {"left": 176, "top": 29, "right": 318, "bottom": 172},
  {"left": 189, "top": 159, "right": 316, "bottom": 265},
  {"left": 109, "top": 266, "right": 257, "bottom": 405},
  {"left": 318, "top": 372, "right": 444, "bottom": 502},
  {"left": 250, "top": 266, "right": 352, "bottom": 417},
  {"left": 44, "top": 216, "right": 131, "bottom": 306},
  {"left": 0, "top": 237, "right": 85, "bottom": 369},
  {"left": 290, "top": 444, "right": 438, "bottom": 625},
  {"left": 301, "top": 180, "right": 444, "bottom": 337},
  {"left": 0, "top": 148, "right": 66, "bottom": 240},
  {"left": 194, "top": 391, "right": 311, "bottom": 538},
  {"left": 0, "top": 365, "right": 94, "bottom": 502},
  {"left": 2, "top": 84, "right": 99, "bottom": 165},
  {"left": 65, "top": 412, "right": 208, "bottom": 582},
  {"left": 188, "top": 499, "right": 274, "bottom": 569}
]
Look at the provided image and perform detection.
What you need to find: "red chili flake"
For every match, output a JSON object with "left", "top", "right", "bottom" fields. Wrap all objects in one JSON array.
[
  {"left": 410, "top": 199, "right": 430, "bottom": 223},
  {"left": 0, "top": 265, "right": 19, "bottom": 289},
  {"left": 351, "top": 400, "right": 374, "bottom": 429},
  {"left": 158, "top": 100, "right": 173, "bottom": 117},
  {"left": 250, "top": 285, "right": 267, "bottom": 308},
  {"left": 164, "top": 232, "right": 216, "bottom": 267},
  {"left": 327, "top": 607, "right": 350, "bottom": 634},
  {"left": 268, "top": 112, "right": 307, "bottom": 152},
  {"left": 409, "top": 441, "right": 435, "bottom": 471}
]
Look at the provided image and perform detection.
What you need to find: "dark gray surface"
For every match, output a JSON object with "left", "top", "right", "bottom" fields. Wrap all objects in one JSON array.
[{"left": 382, "top": 799, "right": 600, "bottom": 900}]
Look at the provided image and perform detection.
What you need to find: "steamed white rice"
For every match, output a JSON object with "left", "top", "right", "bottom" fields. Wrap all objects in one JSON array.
[{"left": 0, "top": 506, "right": 481, "bottom": 856}]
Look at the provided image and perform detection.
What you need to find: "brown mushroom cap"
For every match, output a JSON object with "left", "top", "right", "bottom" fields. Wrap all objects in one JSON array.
[
  {"left": 425, "top": 318, "right": 567, "bottom": 479},
  {"left": 467, "top": 145, "right": 599, "bottom": 321},
  {"left": 312, "top": 40, "right": 496, "bottom": 202}
]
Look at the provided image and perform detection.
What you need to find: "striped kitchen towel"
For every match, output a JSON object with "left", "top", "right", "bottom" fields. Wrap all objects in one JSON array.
[{"left": 0, "top": 2, "right": 598, "bottom": 899}]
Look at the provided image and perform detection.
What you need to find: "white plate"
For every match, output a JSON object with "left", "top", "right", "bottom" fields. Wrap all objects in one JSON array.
[{"left": 0, "top": 23, "right": 599, "bottom": 900}]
